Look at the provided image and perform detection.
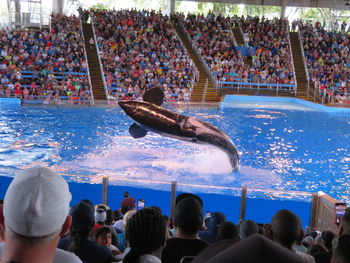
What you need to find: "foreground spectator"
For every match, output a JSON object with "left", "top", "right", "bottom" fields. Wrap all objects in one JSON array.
[
  {"left": 271, "top": 209, "right": 315, "bottom": 263},
  {"left": 239, "top": 219, "right": 259, "bottom": 240},
  {"left": 338, "top": 209, "right": 350, "bottom": 237},
  {"left": 162, "top": 196, "right": 208, "bottom": 263},
  {"left": 217, "top": 221, "right": 239, "bottom": 241},
  {"left": 194, "top": 234, "right": 305, "bottom": 263},
  {"left": 58, "top": 201, "right": 114, "bottom": 263},
  {"left": 0, "top": 167, "right": 81, "bottom": 263},
  {"left": 331, "top": 234, "right": 350, "bottom": 263},
  {"left": 123, "top": 207, "right": 166, "bottom": 263}
]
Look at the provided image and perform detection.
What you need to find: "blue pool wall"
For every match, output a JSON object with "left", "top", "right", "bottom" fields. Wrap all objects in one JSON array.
[{"left": 0, "top": 176, "right": 311, "bottom": 227}]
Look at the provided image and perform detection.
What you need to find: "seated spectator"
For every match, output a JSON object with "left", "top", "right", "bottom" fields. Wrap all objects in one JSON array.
[
  {"left": 123, "top": 207, "right": 166, "bottom": 263},
  {"left": 58, "top": 201, "right": 114, "bottom": 263},
  {"left": 95, "top": 226, "right": 121, "bottom": 257},
  {"left": 331, "top": 234, "right": 350, "bottom": 263},
  {"left": 217, "top": 221, "right": 239, "bottom": 241},
  {"left": 116, "top": 210, "right": 137, "bottom": 253},
  {"left": 239, "top": 219, "right": 259, "bottom": 240},
  {"left": 199, "top": 212, "right": 226, "bottom": 243},
  {"left": 93, "top": 9, "right": 196, "bottom": 101},
  {"left": 307, "top": 244, "right": 328, "bottom": 257},
  {"left": 0, "top": 167, "right": 82, "bottom": 263},
  {"left": 338, "top": 209, "right": 350, "bottom": 236},
  {"left": 162, "top": 196, "right": 208, "bottom": 263},
  {"left": 193, "top": 234, "right": 305, "bottom": 263},
  {"left": 293, "top": 230, "right": 308, "bottom": 254},
  {"left": 271, "top": 209, "right": 315, "bottom": 263},
  {"left": 95, "top": 205, "right": 107, "bottom": 229}
]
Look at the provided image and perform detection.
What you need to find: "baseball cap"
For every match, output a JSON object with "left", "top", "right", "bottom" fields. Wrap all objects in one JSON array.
[
  {"left": 95, "top": 207, "right": 107, "bottom": 223},
  {"left": 4, "top": 167, "right": 72, "bottom": 237}
]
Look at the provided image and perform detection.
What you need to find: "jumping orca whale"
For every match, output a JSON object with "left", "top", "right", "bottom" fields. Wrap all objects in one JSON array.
[{"left": 118, "top": 89, "right": 239, "bottom": 171}]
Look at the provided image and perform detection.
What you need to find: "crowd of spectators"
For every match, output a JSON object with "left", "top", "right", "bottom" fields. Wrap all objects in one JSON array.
[
  {"left": 238, "top": 16, "right": 295, "bottom": 85},
  {"left": 180, "top": 13, "right": 295, "bottom": 87},
  {"left": 0, "top": 14, "right": 91, "bottom": 104},
  {"left": 300, "top": 21, "right": 350, "bottom": 104},
  {"left": 92, "top": 9, "right": 196, "bottom": 103},
  {"left": 180, "top": 13, "right": 245, "bottom": 83},
  {"left": 2, "top": 166, "right": 350, "bottom": 263}
]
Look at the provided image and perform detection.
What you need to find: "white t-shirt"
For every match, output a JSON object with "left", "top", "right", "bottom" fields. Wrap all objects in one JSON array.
[{"left": 0, "top": 242, "right": 82, "bottom": 263}]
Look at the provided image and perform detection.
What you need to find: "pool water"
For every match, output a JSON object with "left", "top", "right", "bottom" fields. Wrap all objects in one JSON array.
[{"left": 0, "top": 99, "right": 349, "bottom": 203}]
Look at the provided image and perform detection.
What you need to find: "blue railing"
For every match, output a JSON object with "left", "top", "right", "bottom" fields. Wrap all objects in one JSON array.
[{"left": 217, "top": 81, "right": 296, "bottom": 94}]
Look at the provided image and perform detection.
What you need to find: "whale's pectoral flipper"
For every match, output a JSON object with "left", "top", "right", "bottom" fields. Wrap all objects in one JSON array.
[
  {"left": 129, "top": 123, "right": 148, "bottom": 139},
  {"left": 142, "top": 88, "right": 165, "bottom": 106}
]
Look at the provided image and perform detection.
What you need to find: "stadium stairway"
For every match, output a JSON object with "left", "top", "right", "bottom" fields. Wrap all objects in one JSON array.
[
  {"left": 289, "top": 32, "right": 311, "bottom": 101},
  {"left": 82, "top": 22, "right": 106, "bottom": 100},
  {"left": 232, "top": 27, "right": 244, "bottom": 46},
  {"left": 232, "top": 26, "right": 253, "bottom": 67},
  {"left": 173, "top": 21, "right": 221, "bottom": 102}
]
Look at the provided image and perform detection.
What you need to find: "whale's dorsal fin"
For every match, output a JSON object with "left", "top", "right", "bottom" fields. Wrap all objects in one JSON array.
[
  {"left": 143, "top": 88, "right": 164, "bottom": 106},
  {"left": 129, "top": 123, "right": 148, "bottom": 139}
]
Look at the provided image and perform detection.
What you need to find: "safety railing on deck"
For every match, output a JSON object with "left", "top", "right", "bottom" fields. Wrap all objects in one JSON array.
[
  {"left": 73, "top": 174, "right": 343, "bottom": 231},
  {"left": 217, "top": 81, "right": 296, "bottom": 95}
]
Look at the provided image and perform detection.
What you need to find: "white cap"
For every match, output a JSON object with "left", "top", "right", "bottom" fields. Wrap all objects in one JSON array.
[{"left": 4, "top": 167, "right": 72, "bottom": 237}]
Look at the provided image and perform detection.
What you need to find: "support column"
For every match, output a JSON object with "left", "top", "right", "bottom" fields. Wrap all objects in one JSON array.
[
  {"left": 52, "top": 0, "right": 64, "bottom": 14},
  {"left": 280, "top": 0, "right": 287, "bottom": 19}
]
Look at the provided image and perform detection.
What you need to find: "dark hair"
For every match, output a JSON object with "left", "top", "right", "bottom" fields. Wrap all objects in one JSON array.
[
  {"left": 114, "top": 210, "right": 122, "bottom": 221},
  {"left": 68, "top": 202, "right": 94, "bottom": 253},
  {"left": 175, "top": 193, "right": 203, "bottom": 207},
  {"left": 205, "top": 212, "right": 226, "bottom": 231},
  {"left": 124, "top": 191, "right": 129, "bottom": 198},
  {"left": 123, "top": 208, "right": 166, "bottom": 263},
  {"left": 217, "top": 221, "right": 239, "bottom": 241},
  {"left": 81, "top": 199, "right": 94, "bottom": 207},
  {"left": 148, "top": 206, "right": 162, "bottom": 215},
  {"left": 322, "top": 230, "right": 335, "bottom": 250},
  {"left": 121, "top": 205, "right": 130, "bottom": 215},
  {"left": 105, "top": 209, "right": 114, "bottom": 225},
  {"left": 174, "top": 197, "right": 203, "bottom": 235},
  {"left": 239, "top": 220, "right": 259, "bottom": 239},
  {"left": 271, "top": 209, "right": 301, "bottom": 248},
  {"left": 95, "top": 226, "right": 112, "bottom": 240}
]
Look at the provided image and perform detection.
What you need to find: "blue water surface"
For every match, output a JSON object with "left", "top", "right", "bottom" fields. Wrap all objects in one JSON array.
[{"left": 0, "top": 99, "right": 349, "bottom": 204}]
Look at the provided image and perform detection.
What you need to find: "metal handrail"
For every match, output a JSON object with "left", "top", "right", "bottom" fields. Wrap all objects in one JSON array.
[
  {"left": 298, "top": 29, "right": 311, "bottom": 96},
  {"left": 172, "top": 17, "right": 199, "bottom": 93},
  {"left": 202, "top": 78, "right": 208, "bottom": 102},
  {"left": 287, "top": 25, "right": 298, "bottom": 94},
  {"left": 225, "top": 19, "right": 238, "bottom": 47}
]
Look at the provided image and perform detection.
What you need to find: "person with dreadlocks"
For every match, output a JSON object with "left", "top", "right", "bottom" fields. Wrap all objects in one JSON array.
[{"left": 123, "top": 207, "right": 166, "bottom": 263}]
